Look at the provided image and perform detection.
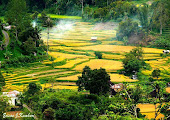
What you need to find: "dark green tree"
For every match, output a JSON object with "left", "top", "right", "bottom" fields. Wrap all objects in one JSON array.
[
  {"left": 130, "top": 47, "right": 143, "bottom": 60},
  {"left": 123, "top": 47, "right": 145, "bottom": 75},
  {"left": 76, "top": 66, "right": 111, "bottom": 95},
  {"left": 123, "top": 53, "right": 142, "bottom": 74},
  {"left": 138, "top": 4, "right": 149, "bottom": 30},
  {"left": 0, "top": 70, "right": 5, "bottom": 90},
  {"left": 23, "top": 37, "right": 36, "bottom": 54},
  {"left": 0, "top": 27, "right": 3, "bottom": 42},
  {"left": 152, "top": 68, "right": 161, "bottom": 79},
  {"left": 151, "top": 0, "right": 170, "bottom": 34},
  {"left": 25, "top": 83, "right": 42, "bottom": 96},
  {"left": 116, "top": 18, "right": 139, "bottom": 41},
  {"left": 43, "top": 107, "right": 55, "bottom": 120},
  {"left": 0, "top": 96, "right": 10, "bottom": 118},
  {"left": 94, "top": 51, "right": 102, "bottom": 59},
  {"left": 5, "top": 0, "right": 31, "bottom": 41}
]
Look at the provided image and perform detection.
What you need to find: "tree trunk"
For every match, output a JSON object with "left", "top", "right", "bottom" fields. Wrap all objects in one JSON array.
[
  {"left": 82, "top": 0, "right": 83, "bottom": 15},
  {"left": 16, "top": 27, "right": 18, "bottom": 41},
  {"left": 160, "top": 20, "right": 162, "bottom": 35},
  {"left": 134, "top": 105, "right": 137, "bottom": 118},
  {"left": 160, "top": 2, "right": 163, "bottom": 35},
  {"left": 52, "top": 83, "right": 53, "bottom": 90},
  {"left": 47, "top": 27, "right": 49, "bottom": 55}
]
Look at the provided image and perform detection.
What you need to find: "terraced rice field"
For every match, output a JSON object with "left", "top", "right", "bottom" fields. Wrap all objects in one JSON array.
[
  {"left": 137, "top": 104, "right": 164, "bottom": 120},
  {"left": 2, "top": 20, "right": 167, "bottom": 92}
]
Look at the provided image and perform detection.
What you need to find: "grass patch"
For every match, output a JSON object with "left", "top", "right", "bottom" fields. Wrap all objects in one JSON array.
[{"left": 38, "top": 14, "right": 82, "bottom": 19}]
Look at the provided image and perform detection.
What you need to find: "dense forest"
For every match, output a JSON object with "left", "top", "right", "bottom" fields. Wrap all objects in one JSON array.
[{"left": 0, "top": 0, "right": 170, "bottom": 120}]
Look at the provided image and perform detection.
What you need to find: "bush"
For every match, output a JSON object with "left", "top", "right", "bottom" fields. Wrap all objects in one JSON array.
[
  {"left": 1, "top": 55, "right": 48, "bottom": 68},
  {"left": 95, "top": 51, "right": 102, "bottom": 59},
  {"left": 154, "top": 36, "right": 170, "bottom": 49}
]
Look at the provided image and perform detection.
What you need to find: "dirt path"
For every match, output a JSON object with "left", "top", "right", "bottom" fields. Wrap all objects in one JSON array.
[
  {"left": 23, "top": 104, "right": 38, "bottom": 120},
  {"left": 2, "top": 30, "right": 9, "bottom": 47}
]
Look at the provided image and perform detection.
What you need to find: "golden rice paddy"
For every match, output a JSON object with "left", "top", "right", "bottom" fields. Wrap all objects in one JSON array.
[
  {"left": 109, "top": 74, "right": 138, "bottom": 82},
  {"left": 73, "top": 59, "right": 123, "bottom": 72},
  {"left": 102, "top": 54, "right": 124, "bottom": 60},
  {"left": 55, "top": 58, "right": 89, "bottom": 68},
  {"left": 137, "top": 104, "right": 164, "bottom": 120},
  {"left": 56, "top": 74, "right": 81, "bottom": 81},
  {"left": 166, "top": 87, "right": 170, "bottom": 93},
  {"left": 48, "top": 51, "right": 87, "bottom": 59},
  {"left": 52, "top": 85, "right": 78, "bottom": 89},
  {"left": 3, "top": 21, "right": 167, "bottom": 92}
]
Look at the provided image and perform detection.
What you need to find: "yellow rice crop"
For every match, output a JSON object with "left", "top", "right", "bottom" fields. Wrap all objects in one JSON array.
[
  {"left": 141, "top": 70, "right": 152, "bottom": 76},
  {"left": 55, "top": 82, "right": 76, "bottom": 86},
  {"left": 50, "top": 46, "right": 73, "bottom": 50},
  {"left": 36, "top": 71, "right": 74, "bottom": 78},
  {"left": 109, "top": 74, "right": 138, "bottom": 82},
  {"left": 166, "top": 87, "right": 170, "bottom": 93},
  {"left": 102, "top": 54, "right": 124, "bottom": 60},
  {"left": 6, "top": 75, "right": 30, "bottom": 80},
  {"left": 63, "top": 42, "right": 94, "bottom": 47},
  {"left": 143, "top": 54, "right": 160, "bottom": 57},
  {"left": 48, "top": 51, "right": 87, "bottom": 59},
  {"left": 55, "top": 58, "right": 89, "bottom": 68},
  {"left": 9, "top": 80, "right": 39, "bottom": 84},
  {"left": 25, "top": 69, "right": 63, "bottom": 77},
  {"left": 64, "top": 49, "right": 86, "bottom": 54},
  {"left": 52, "top": 85, "right": 78, "bottom": 89},
  {"left": 43, "top": 58, "right": 65, "bottom": 64},
  {"left": 143, "top": 56, "right": 161, "bottom": 60},
  {"left": 72, "top": 45, "right": 163, "bottom": 54},
  {"left": 73, "top": 45, "right": 135, "bottom": 53},
  {"left": 102, "top": 41, "right": 123, "bottom": 45},
  {"left": 73, "top": 59, "right": 123, "bottom": 72},
  {"left": 57, "top": 74, "right": 81, "bottom": 81},
  {"left": 143, "top": 48, "right": 163, "bottom": 53},
  {"left": 137, "top": 104, "right": 164, "bottom": 120}
]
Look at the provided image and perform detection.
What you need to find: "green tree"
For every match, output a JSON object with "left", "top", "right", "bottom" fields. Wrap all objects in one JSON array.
[
  {"left": 116, "top": 18, "right": 139, "bottom": 41},
  {"left": 123, "top": 53, "right": 142, "bottom": 74},
  {"left": 23, "top": 37, "right": 36, "bottom": 54},
  {"left": 48, "top": 77, "right": 56, "bottom": 90},
  {"left": 3, "top": 51, "right": 13, "bottom": 60},
  {"left": 130, "top": 47, "right": 143, "bottom": 60},
  {"left": 0, "top": 27, "right": 3, "bottom": 42},
  {"left": 94, "top": 51, "right": 102, "bottom": 59},
  {"left": 76, "top": 66, "right": 111, "bottom": 95},
  {"left": 0, "top": 96, "right": 11, "bottom": 118},
  {"left": 151, "top": 0, "right": 169, "bottom": 34},
  {"left": 25, "top": 83, "right": 42, "bottom": 96},
  {"left": 5, "top": 0, "right": 31, "bottom": 41},
  {"left": 138, "top": 4, "right": 149, "bottom": 30},
  {"left": 123, "top": 47, "right": 145, "bottom": 75},
  {"left": 152, "top": 68, "right": 161, "bottom": 79},
  {"left": 122, "top": 84, "right": 143, "bottom": 118},
  {"left": 0, "top": 70, "right": 5, "bottom": 90},
  {"left": 43, "top": 107, "right": 55, "bottom": 120}
]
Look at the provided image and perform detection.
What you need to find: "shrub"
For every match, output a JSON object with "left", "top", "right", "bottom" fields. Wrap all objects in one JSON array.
[{"left": 94, "top": 51, "right": 102, "bottom": 59}]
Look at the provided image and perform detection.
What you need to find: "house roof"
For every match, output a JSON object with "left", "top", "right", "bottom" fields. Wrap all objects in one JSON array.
[{"left": 3, "top": 90, "right": 20, "bottom": 98}]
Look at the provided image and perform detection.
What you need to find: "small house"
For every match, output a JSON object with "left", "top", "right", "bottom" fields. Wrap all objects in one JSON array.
[
  {"left": 91, "top": 37, "right": 97, "bottom": 42},
  {"left": 163, "top": 50, "right": 169, "bottom": 54},
  {"left": 2, "top": 90, "right": 20, "bottom": 106},
  {"left": 3, "top": 25, "right": 11, "bottom": 31},
  {"left": 111, "top": 83, "right": 124, "bottom": 92}
]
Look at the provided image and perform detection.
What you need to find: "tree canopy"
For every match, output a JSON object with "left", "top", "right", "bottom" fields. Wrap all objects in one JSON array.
[{"left": 76, "top": 66, "right": 111, "bottom": 95}]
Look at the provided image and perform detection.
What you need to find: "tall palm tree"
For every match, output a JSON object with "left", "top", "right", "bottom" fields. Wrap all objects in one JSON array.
[{"left": 45, "top": 17, "right": 53, "bottom": 55}]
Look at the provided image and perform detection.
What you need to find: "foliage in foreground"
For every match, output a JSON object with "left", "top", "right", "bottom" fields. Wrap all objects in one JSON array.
[{"left": 76, "top": 66, "right": 111, "bottom": 95}]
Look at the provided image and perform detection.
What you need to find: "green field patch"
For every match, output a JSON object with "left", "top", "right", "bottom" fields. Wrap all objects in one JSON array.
[{"left": 38, "top": 14, "right": 82, "bottom": 19}]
